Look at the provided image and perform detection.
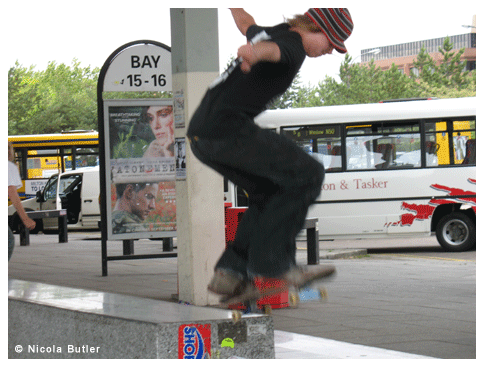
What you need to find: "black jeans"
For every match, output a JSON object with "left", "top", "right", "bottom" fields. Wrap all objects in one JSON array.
[{"left": 188, "top": 115, "right": 324, "bottom": 278}]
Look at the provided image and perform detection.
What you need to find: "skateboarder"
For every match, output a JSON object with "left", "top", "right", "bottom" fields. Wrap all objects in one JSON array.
[{"left": 187, "top": 8, "right": 354, "bottom": 301}]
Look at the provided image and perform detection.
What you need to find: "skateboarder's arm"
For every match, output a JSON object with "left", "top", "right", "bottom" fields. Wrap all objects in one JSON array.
[
  {"left": 230, "top": 8, "right": 256, "bottom": 36},
  {"left": 237, "top": 42, "right": 281, "bottom": 73}
]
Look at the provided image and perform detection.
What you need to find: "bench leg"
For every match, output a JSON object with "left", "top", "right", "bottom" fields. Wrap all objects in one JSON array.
[
  {"left": 19, "top": 225, "right": 30, "bottom": 246},
  {"left": 163, "top": 238, "right": 174, "bottom": 252},
  {"left": 102, "top": 238, "right": 108, "bottom": 276},
  {"left": 307, "top": 227, "right": 320, "bottom": 265},
  {"left": 58, "top": 216, "right": 68, "bottom": 243},
  {"left": 123, "top": 240, "right": 134, "bottom": 255}
]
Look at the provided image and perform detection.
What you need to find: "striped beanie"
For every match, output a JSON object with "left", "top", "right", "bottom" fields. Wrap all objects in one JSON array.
[{"left": 305, "top": 8, "right": 353, "bottom": 54}]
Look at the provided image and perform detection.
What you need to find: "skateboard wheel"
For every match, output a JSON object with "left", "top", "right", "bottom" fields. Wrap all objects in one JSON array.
[
  {"left": 289, "top": 291, "right": 299, "bottom": 308},
  {"left": 232, "top": 310, "right": 242, "bottom": 323},
  {"left": 318, "top": 287, "right": 328, "bottom": 301}
]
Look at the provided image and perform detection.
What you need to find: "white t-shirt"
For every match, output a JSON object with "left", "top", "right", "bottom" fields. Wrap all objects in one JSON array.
[{"left": 8, "top": 161, "right": 22, "bottom": 189}]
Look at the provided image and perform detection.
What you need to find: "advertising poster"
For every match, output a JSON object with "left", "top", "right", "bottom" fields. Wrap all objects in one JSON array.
[
  {"left": 104, "top": 99, "right": 176, "bottom": 240},
  {"left": 174, "top": 89, "right": 185, "bottom": 129},
  {"left": 175, "top": 137, "right": 186, "bottom": 180},
  {"left": 178, "top": 324, "right": 211, "bottom": 359}
]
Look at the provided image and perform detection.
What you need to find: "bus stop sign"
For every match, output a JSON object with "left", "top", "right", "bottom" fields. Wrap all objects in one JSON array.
[{"left": 103, "top": 42, "right": 172, "bottom": 92}]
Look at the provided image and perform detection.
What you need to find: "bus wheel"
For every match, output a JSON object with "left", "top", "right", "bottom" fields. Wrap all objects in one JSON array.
[{"left": 436, "top": 212, "right": 475, "bottom": 252}]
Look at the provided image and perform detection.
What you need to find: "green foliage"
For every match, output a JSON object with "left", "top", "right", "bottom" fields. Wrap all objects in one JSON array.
[
  {"left": 112, "top": 125, "right": 149, "bottom": 159},
  {"left": 8, "top": 59, "right": 99, "bottom": 135},
  {"left": 103, "top": 91, "right": 172, "bottom": 100},
  {"left": 8, "top": 63, "right": 41, "bottom": 134},
  {"left": 412, "top": 37, "right": 474, "bottom": 90},
  {"left": 8, "top": 37, "right": 475, "bottom": 136},
  {"left": 275, "top": 37, "right": 475, "bottom": 108},
  {"left": 299, "top": 55, "right": 420, "bottom": 107}
]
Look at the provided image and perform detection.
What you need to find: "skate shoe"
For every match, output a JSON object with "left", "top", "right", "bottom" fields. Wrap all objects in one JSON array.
[
  {"left": 281, "top": 264, "right": 336, "bottom": 290},
  {"left": 207, "top": 269, "right": 248, "bottom": 296}
]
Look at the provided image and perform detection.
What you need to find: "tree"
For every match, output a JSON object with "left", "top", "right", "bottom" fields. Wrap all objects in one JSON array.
[
  {"left": 412, "top": 37, "right": 473, "bottom": 90},
  {"left": 8, "top": 60, "right": 100, "bottom": 135},
  {"left": 8, "top": 62, "right": 41, "bottom": 134},
  {"left": 8, "top": 38, "right": 475, "bottom": 137},
  {"left": 307, "top": 38, "right": 475, "bottom": 107},
  {"left": 313, "top": 55, "right": 421, "bottom": 106}
]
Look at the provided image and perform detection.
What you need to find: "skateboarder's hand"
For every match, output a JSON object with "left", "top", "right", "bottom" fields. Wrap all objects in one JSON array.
[{"left": 238, "top": 44, "right": 257, "bottom": 73}]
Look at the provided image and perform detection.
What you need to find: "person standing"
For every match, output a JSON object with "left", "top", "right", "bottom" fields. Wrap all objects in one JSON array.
[{"left": 8, "top": 142, "right": 36, "bottom": 260}]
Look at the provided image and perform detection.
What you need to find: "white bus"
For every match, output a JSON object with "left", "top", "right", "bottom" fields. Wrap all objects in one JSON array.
[{"left": 228, "top": 97, "right": 476, "bottom": 252}]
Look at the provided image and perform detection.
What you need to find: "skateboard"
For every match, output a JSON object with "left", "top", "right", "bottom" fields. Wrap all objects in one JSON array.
[
  {"left": 220, "top": 280, "right": 287, "bottom": 322},
  {"left": 222, "top": 267, "right": 336, "bottom": 322},
  {"left": 228, "top": 284, "right": 329, "bottom": 322},
  {"left": 224, "top": 282, "right": 331, "bottom": 322},
  {"left": 229, "top": 298, "right": 274, "bottom": 322}
]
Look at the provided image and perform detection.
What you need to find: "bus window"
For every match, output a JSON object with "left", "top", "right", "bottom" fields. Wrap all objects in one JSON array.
[
  {"left": 453, "top": 120, "right": 476, "bottom": 165},
  {"left": 425, "top": 121, "right": 450, "bottom": 166},
  {"left": 425, "top": 119, "right": 476, "bottom": 166},
  {"left": 346, "top": 122, "right": 421, "bottom": 170},
  {"left": 460, "top": 138, "right": 476, "bottom": 165},
  {"left": 281, "top": 124, "right": 342, "bottom": 172}
]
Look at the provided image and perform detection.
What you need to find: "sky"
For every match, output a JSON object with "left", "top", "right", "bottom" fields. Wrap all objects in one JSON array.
[{"left": 2, "top": 1, "right": 477, "bottom": 87}]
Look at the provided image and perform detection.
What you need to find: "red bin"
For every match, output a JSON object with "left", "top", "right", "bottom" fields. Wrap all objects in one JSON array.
[{"left": 224, "top": 203, "right": 289, "bottom": 310}]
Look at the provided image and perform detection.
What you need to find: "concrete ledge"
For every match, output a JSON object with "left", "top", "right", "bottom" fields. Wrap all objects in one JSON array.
[{"left": 8, "top": 279, "right": 274, "bottom": 359}]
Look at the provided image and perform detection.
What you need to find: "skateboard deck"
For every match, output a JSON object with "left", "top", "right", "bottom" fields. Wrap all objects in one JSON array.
[
  {"left": 229, "top": 283, "right": 329, "bottom": 322},
  {"left": 220, "top": 280, "right": 287, "bottom": 322},
  {"left": 224, "top": 272, "right": 334, "bottom": 322},
  {"left": 220, "top": 279, "right": 288, "bottom": 308}
]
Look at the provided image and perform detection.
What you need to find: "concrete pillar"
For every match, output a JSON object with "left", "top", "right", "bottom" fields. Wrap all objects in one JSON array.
[{"left": 170, "top": 8, "right": 224, "bottom": 306}]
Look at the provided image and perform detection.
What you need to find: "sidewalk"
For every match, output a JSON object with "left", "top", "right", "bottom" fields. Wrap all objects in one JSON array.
[
  {"left": 8, "top": 232, "right": 440, "bottom": 359},
  {"left": 7, "top": 232, "right": 367, "bottom": 301}
]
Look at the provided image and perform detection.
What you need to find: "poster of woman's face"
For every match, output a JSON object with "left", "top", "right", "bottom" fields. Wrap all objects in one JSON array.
[{"left": 144, "top": 105, "right": 174, "bottom": 158}]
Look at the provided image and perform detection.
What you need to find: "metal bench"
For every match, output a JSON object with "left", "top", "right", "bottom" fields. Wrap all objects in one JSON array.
[{"left": 20, "top": 209, "right": 68, "bottom": 245}]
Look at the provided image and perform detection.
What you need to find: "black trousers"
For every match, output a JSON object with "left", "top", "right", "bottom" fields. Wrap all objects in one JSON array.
[{"left": 188, "top": 113, "right": 324, "bottom": 278}]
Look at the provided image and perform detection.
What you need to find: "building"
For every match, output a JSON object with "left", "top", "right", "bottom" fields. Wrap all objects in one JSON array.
[{"left": 360, "top": 16, "right": 476, "bottom": 77}]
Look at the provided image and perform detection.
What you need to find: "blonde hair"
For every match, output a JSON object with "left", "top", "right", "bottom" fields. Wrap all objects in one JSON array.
[
  {"left": 286, "top": 14, "right": 321, "bottom": 33},
  {"left": 8, "top": 142, "right": 15, "bottom": 162}
]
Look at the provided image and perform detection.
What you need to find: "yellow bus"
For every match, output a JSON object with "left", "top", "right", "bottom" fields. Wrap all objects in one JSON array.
[{"left": 8, "top": 130, "right": 99, "bottom": 199}]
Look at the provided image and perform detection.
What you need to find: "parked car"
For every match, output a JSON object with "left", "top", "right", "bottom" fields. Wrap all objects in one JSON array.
[{"left": 8, "top": 166, "right": 100, "bottom": 232}]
